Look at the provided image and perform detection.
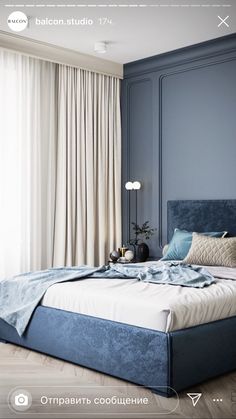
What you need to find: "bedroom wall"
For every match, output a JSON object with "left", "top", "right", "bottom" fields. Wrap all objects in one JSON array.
[{"left": 122, "top": 34, "right": 236, "bottom": 258}]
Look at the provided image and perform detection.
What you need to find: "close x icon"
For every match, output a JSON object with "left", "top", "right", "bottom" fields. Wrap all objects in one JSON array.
[{"left": 218, "top": 15, "right": 230, "bottom": 27}]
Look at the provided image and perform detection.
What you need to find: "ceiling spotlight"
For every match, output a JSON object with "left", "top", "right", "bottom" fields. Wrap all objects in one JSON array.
[{"left": 94, "top": 41, "right": 107, "bottom": 54}]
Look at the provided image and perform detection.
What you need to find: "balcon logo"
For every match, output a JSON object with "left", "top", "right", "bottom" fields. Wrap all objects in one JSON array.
[{"left": 7, "top": 11, "right": 28, "bottom": 32}]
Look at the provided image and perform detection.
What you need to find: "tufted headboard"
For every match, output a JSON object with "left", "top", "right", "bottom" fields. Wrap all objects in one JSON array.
[{"left": 167, "top": 200, "right": 236, "bottom": 242}]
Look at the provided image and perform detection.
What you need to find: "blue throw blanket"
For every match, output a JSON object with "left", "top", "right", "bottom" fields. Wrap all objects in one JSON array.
[{"left": 0, "top": 263, "right": 214, "bottom": 336}]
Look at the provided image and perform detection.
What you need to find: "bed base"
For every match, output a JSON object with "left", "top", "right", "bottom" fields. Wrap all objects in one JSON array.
[{"left": 0, "top": 305, "right": 236, "bottom": 397}]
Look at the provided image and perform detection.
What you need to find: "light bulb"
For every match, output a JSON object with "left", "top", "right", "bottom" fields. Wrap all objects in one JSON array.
[
  {"left": 125, "top": 182, "right": 133, "bottom": 190},
  {"left": 133, "top": 181, "right": 141, "bottom": 190}
]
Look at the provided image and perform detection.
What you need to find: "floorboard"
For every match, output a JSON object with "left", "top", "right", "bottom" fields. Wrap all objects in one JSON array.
[{"left": 0, "top": 343, "right": 235, "bottom": 419}]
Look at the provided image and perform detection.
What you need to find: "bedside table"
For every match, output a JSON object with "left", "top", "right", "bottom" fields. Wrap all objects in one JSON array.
[{"left": 108, "top": 258, "right": 161, "bottom": 265}]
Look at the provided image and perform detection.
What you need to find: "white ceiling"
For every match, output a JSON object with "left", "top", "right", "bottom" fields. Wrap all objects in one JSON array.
[{"left": 0, "top": 0, "right": 235, "bottom": 64}]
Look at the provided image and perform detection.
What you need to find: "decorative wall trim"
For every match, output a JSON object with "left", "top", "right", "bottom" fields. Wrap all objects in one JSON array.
[
  {"left": 122, "top": 34, "right": 236, "bottom": 256},
  {"left": 124, "top": 34, "right": 236, "bottom": 79},
  {"left": 158, "top": 75, "right": 163, "bottom": 249},
  {"left": 158, "top": 55, "right": 236, "bottom": 248},
  {"left": 0, "top": 30, "right": 123, "bottom": 79},
  {"left": 125, "top": 77, "right": 153, "bottom": 243}
]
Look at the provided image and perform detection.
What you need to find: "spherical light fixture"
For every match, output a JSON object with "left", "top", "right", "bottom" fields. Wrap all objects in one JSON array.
[
  {"left": 125, "top": 181, "right": 133, "bottom": 190},
  {"left": 133, "top": 181, "right": 141, "bottom": 190}
]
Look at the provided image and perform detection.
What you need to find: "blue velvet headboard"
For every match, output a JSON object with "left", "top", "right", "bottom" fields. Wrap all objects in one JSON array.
[{"left": 167, "top": 200, "right": 236, "bottom": 242}]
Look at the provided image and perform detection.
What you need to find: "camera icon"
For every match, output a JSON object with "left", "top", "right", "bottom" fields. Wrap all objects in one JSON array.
[
  {"left": 15, "top": 393, "right": 29, "bottom": 406},
  {"left": 9, "top": 389, "right": 32, "bottom": 412}
]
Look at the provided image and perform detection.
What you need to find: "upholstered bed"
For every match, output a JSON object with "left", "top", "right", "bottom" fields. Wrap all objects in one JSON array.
[{"left": 1, "top": 199, "right": 236, "bottom": 397}]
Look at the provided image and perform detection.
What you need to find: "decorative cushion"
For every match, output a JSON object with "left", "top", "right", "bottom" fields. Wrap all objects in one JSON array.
[
  {"left": 184, "top": 233, "right": 236, "bottom": 267},
  {"left": 162, "top": 244, "right": 169, "bottom": 256},
  {"left": 161, "top": 229, "right": 227, "bottom": 261}
]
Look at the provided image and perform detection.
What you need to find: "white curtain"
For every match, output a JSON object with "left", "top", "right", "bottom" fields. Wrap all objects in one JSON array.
[
  {"left": 0, "top": 50, "right": 121, "bottom": 277},
  {"left": 53, "top": 66, "right": 121, "bottom": 267},
  {"left": 0, "top": 50, "right": 57, "bottom": 277}
]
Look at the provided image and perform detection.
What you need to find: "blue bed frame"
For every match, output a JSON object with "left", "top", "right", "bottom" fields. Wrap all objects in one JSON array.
[{"left": 1, "top": 200, "right": 236, "bottom": 397}]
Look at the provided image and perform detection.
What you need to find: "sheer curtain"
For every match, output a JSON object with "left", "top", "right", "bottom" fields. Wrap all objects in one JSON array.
[
  {"left": 0, "top": 49, "right": 121, "bottom": 277},
  {"left": 0, "top": 50, "right": 57, "bottom": 277}
]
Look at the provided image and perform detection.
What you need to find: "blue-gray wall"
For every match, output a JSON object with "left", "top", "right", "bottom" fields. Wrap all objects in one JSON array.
[{"left": 122, "top": 34, "right": 236, "bottom": 258}]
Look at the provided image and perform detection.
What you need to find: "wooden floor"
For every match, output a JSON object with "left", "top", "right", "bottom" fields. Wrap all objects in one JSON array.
[{"left": 0, "top": 343, "right": 235, "bottom": 419}]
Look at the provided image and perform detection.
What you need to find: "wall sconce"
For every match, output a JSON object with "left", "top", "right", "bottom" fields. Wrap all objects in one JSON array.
[
  {"left": 125, "top": 181, "right": 142, "bottom": 191},
  {"left": 125, "top": 181, "right": 142, "bottom": 244},
  {"left": 133, "top": 181, "right": 141, "bottom": 190},
  {"left": 125, "top": 181, "right": 133, "bottom": 191}
]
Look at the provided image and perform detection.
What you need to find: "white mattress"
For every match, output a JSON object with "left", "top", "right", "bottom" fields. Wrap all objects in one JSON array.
[{"left": 41, "top": 263, "right": 236, "bottom": 332}]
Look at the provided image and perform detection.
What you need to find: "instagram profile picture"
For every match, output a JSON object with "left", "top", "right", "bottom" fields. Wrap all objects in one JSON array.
[
  {"left": 7, "top": 11, "right": 28, "bottom": 32},
  {"left": 8, "top": 389, "right": 32, "bottom": 412}
]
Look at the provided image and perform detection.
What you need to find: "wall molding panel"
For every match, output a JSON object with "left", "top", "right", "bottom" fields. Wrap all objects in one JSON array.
[
  {"left": 122, "top": 34, "right": 236, "bottom": 257},
  {"left": 158, "top": 55, "right": 236, "bottom": 248},
  {"left": 124, "top": 34, "right": 236, "bottom": 79}
]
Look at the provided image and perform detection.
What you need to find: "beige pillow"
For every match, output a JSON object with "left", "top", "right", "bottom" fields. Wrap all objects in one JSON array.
[{"left": 183, "top": 233, "right": 236, "bottom": 267}]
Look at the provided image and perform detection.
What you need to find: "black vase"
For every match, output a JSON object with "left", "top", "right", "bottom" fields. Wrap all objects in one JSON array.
[{"left": 136, "top": 243, "right": 149, "bottom": 262}]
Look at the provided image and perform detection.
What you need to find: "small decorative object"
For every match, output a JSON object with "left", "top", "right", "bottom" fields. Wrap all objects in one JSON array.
[
  {"left": 136, "top": 243, "right": 149, "bottom": 262},
  {"left": 162, "top": 244, "right": 169, "bottom": 256},
  {"left": 110, "top": 250, "right": 120, "bottom": 262},
  {"left": 120, "top": 245, "right": 128, "bottom": 258},
  {"left": 130, "top": 221, "right": 157, "bottom": 262},
  {"left": 125, "top": 250, "right": 134, "bottom": 262}
]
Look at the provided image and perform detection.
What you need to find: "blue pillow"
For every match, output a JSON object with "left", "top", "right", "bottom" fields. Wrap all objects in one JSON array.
[{"left": 161, "top": 229, "right": 227, "bottom": 261}]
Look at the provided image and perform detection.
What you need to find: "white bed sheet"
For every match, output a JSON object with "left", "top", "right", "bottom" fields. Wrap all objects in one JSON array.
[{"left": 41, "top": 263, "right": 236, "bottom": 332}]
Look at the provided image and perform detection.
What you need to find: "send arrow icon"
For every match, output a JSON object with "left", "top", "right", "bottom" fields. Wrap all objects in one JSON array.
[{"left": 187, "top": 393, "right": 202, "bottom": 407}]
